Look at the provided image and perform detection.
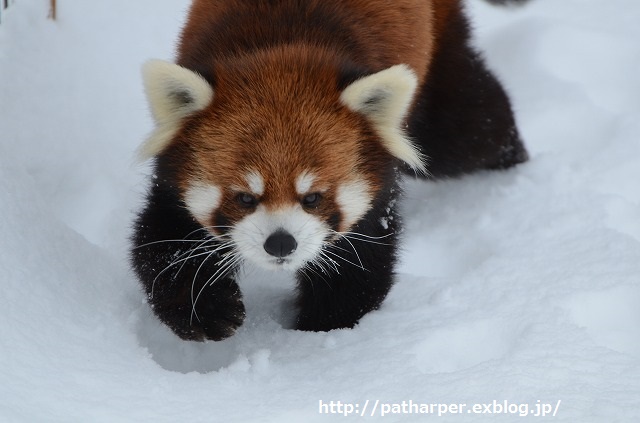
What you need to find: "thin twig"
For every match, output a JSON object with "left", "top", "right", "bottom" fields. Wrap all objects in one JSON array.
[{"left": 48, "top": 0, "right": 56, "bottom": 20}]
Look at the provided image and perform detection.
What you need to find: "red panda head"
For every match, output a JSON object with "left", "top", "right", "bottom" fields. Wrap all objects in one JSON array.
[{"left": 140, "top": 46, "right": 424, "bottom": 271}]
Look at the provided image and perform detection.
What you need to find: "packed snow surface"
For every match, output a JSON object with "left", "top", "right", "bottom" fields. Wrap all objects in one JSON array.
[{"left": 1, "top": 0, "right": 639, "bottom": 421}]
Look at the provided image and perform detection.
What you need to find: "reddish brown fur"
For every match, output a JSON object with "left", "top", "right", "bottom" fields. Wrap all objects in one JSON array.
[
  {"left": 431, "top": 0, "right": 462, "bottom": 48},
  {"left": 170, "top": 0, "right": 464, "bottom": 230},
  {"left": 177, "top": 0, "right": 443, "bottom": 84},
  {"left": 173, "top": 46, "right": 390, "bottom": 230}
]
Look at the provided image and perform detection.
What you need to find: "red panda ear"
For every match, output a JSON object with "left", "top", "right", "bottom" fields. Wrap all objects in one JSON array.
[
  {"left": 340, "top": 65, "right": 427, "bottom": 174},
  {"left": 138, "top": 60, "right": 213, "bottom": 160}
]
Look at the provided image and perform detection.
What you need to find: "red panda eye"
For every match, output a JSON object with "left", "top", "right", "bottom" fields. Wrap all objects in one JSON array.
[
  {"left": 237, "top": 193, "right": 258, "bottom": 208},
  {"left": 301, "top": 193, "right": 322, "bottom": 208}
]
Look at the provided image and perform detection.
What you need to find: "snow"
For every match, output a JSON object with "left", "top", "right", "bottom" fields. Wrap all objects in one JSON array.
[{"left": 1, "top": 0, "right": 639, "bottom": 421}]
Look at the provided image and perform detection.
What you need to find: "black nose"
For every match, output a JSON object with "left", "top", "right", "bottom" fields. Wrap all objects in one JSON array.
[{"left": 263, "top": 230, "right": 297, "bottom": 258}]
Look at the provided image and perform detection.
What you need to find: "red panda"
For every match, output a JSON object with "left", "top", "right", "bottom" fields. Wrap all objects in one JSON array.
[{"left": 132, "top": 0, "right": 528, "bottom": 341}]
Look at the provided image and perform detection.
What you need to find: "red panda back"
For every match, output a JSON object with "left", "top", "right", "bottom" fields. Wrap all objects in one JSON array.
[{"left": 177, "top": 0, "right": 437, "bottom": 85}]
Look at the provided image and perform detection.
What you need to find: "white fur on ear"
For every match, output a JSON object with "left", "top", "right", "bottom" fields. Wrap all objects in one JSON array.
[
  {"left": 138, "top": 59, "right": 213, "bottom": 160},
  {"left": 340, "top": 64, "right": 426, "bottom": 173}
]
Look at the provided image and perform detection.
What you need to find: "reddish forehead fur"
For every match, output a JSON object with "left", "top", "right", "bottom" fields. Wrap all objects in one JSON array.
[{"left": 177, "top": 45, "right": 388, "bottom": 209}]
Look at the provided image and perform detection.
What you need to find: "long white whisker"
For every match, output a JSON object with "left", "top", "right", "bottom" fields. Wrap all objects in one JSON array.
[
  {"left": 335, "top": 231, "right": 394, "bottom": 240},
  {"left": 335, "top": 236, "right": 364, "bottom": 269},
  {"left": 312, "top": 256, "right": 331, "bottom": 276},
  {"left": 133, "top": 238, "right": 215, "bottom": 250},
  {"left": 317, "top": 251, "right": 340, "bottom": 274},
  {"left": 190, "top": 253, "right": 244, "bottom": 326},
  {"left": 189, "top": 242, "right": 236, "bottom": 321},
  {"left": 298, "top": 268, "right": 316, "bottom": 296},
  {"left": 190, "top": 249, "right": 225, "bottom": 325},
  {"left": 301, "top": 263, "right": 332, "bottom": 290},
  {"left": 135, "top": 225, "right": 236, "bottom": 250},
  {"left": 323, "top": 249, "right": 368, "bottom": 271},
  {"left": 328, "top": 229, "right": 394, "bottom": 245},
  {"left": 173, "top": 236, "right": 229, "bottom": 281},
  {"left": 183, "top": 225, "right": 234, "bottom": 239},
  {"left": 150, "top": 246, "right": 219, "bottom": 300}
]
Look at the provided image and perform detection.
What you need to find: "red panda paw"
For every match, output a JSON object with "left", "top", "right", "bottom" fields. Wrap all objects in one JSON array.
[
  {"left": 190, "top": 290, "right": 246, "bottom": 342},
  {"left": 156, "top": 283, "right": 246, "bottom": 342}
]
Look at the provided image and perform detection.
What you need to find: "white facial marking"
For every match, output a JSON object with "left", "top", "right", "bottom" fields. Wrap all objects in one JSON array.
[
  {"left": 184, "top": 182, "right": 221, "bottom": 225},
  {"left": 231, "top": 205, "right": 328, "bottom": 271},
  {"left": 336, "top": 178, "right": 373, "bottom": 230},
  {"left": 295, "top": 171, "right": 316, "bottom": 195},
  {"left": 244, "top": 171, "right": 264, "bottom": 196}
]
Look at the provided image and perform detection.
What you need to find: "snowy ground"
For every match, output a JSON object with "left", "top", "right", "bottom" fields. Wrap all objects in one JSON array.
[{"left": 1, "top": 0, "right": 639, "bottom": 421}]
